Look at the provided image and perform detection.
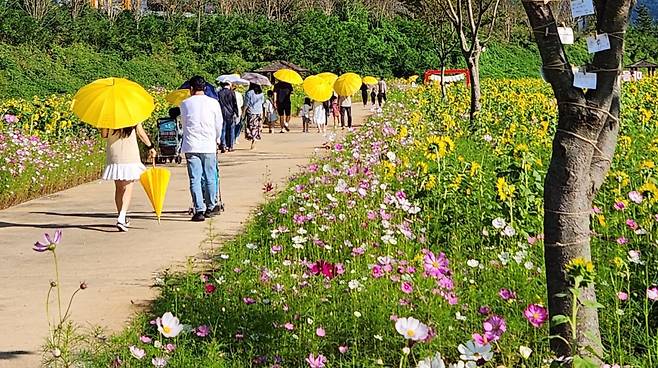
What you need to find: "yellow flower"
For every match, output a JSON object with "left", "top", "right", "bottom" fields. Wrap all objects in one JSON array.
[
  {"left": 641, "top": 160, "right": 655, "bottom": 170},
  {"left": 596, "top": 214, "right": 606, "bottom": 227},
  {"left": 424, "top": 175, "right": 437, "bottom": 190},
  {"left": 639, "top": 182, "right": 658, "bottom": 202},
  {"left": 424, "top": 135, "right": 454, "bottom": 160},
  {"left": 469, "top": 162, "right": 481, "bottom": 177},
  {"left": 565, "top": 257, "right": 596, "bottom": 283},
  {"left": 417, "top": 162, "right": 429, "bottom": 174},
  {"left": 496, "top": 177, "right": 516, "bottom": 201},
  {"left": 399, "top": 125, "right": 408, "bottom": 139},
  {"left": 612, "top": 257, "right": 625, "bottom": 269}
]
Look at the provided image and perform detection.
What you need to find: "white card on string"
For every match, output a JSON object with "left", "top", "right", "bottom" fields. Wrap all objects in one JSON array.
[
  {"left": 573, "top": 70, "right": 597, "bottom": 89},
  {"left": 571, "top": 0, "right": 595, "bottom": 18},
  {"left": 558, "top": 27, "right": 574, "bottom": 44},
  {"left": 586, "top": 33, "right": 610, "bottom": 53}
]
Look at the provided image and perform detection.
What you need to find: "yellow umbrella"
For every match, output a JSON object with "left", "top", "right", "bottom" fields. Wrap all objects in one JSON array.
[
  {"left": 333, "top": 73, "right": 362, "bottom": 97},
  {"left": 317, "top": 72, "right": 338, "bottom": 85},
  {"left": 363, "top": 76, "right": 378, "bottom": 85},
  {"left": 165, "top": 89, "right": 190, "bottom": 106},
  {"left": 140, "top": 166, "right": 171, "bottom": 223},
  {"left": 72, "top": 77, "right": 154, "bottom": 129},
  {"left": 303, "top": 76, "right": 333, "bottom": 102},
  {"left": 273, "top": 69, "right": 303, "bottom": 85},
  {"left": 409, "top": 75, "right": 419, "bottom": 82}
]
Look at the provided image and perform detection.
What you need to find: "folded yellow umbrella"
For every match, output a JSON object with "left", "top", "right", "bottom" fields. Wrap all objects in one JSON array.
[
  {"left": 273, "top": 69, "right": 303, "bottom": 85},
  {"left": 363, "top": 76, "right": 378, "bottom": 85},
  {"left": 334, "top": 73, "right": 362, "bottom": 97},
  {"left": 140, "top": 166, "right": 171, "bottom": 223},
  {"left": 303, "top": 76, "right": 333, "bottom": 102},
  {"left": 317, "top": 72, "right": 338, "bottom": 85},
  {"left": 165, "top": 89, "right": 190, "bottom": 106},
  {"left": 71, "top": 77, "right": 154, "bottom": 129}
]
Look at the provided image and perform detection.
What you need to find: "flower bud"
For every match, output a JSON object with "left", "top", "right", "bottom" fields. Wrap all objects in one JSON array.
[{"left": 79, "top": 281, "right": 88, "bottom": 290}]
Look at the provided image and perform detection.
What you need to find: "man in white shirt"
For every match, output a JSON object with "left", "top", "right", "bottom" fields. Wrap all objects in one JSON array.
[
  {"left": 377, "top": 78, "right": 388, "bottom": 107},
  {"left": 338, "top": 95, "right": 352, "bottom": 129},
  {"left": 180, "top": 76, "right": 223, "bottom": 222}
]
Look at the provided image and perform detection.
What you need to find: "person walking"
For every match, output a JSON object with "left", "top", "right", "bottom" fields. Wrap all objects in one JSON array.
[
  {"left": 101, "top": 124, "right": 156, "bottom": 232},
  {"left": 273, "top": 80, "right": 293, "bottom": 133},
  {"left": 243, "top": 83, "right": 264, "bottom": 149},
  {"left": 217, "top": 82, "right": 239, "bottom": 152},
  {"left": 263, "top": 90, "right": 276, "bottom": 134},
  {"left": 180, "top": 76, "right": 224, "bottom": 222},
  {"left": 233, "top": 84, "right": 244, "bottom": 145},
  {"left": 360, "top": 83, "right": 369, "bottom": 107},
  {"left": 300, "top": 97, "right": 312, "bottom": 133},
  {"left": 314, "top": 100, "right": 327, "bottom": 135},
  {"left": 338, "top": 95, "right": 352, "bottom": 129},
  {"left": 377, "top": 77, "right": 388, "bottom": 107},
  {"left": 370, "top": 86, "right": 377, "bottom": 106},
  {"left": 330, "top": 95, "right": 339, "bottom": 129}
]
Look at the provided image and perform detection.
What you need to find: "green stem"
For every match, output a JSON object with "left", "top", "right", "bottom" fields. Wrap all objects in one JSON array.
[
  {"left": 52, "top": 251, "right": 63, "bottom": 325},
  {"left": 45, "top": 285, "right": 54, "bottom": 343}
]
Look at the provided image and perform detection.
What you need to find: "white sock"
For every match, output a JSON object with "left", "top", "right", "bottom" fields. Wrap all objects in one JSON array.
[{"left": 118, "top": 210, "right": 127, "bottom": 224}]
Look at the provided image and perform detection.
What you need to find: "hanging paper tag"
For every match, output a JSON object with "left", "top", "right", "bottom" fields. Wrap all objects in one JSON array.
[
  {"left": 573, "top": 70, "right": 597, "bottom": 89},
  {"left": 558, "top": 27, "right": 574, "bottom": 44},
  {"left": 586, "top": 33, "right": 611, "bottom": 53},
  {"left": 571, "top": 0, "right": 595, "bottom": 18}
]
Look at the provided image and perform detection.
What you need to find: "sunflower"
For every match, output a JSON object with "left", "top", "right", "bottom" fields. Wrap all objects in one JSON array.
[{"left": 424, "top": 135, "right": 454, "bottom": 161}]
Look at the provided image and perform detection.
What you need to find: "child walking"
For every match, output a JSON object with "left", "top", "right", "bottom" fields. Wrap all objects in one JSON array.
[
  {"left": 330, "top": 95, "right": 339, "bottom": 129},
  {"left": 313, "top": 101, "right": 327, "bottom": 135},
  {"left": 301, "top": 97, "right": 312, "bottom": 133},
  {"left": 263, "top": 90, "right": 276, "bottom": 134}
]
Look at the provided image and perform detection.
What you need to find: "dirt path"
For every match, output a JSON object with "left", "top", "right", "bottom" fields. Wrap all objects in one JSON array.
[{"left": 0, "top": 107, "right": 372, "bottom": 367}]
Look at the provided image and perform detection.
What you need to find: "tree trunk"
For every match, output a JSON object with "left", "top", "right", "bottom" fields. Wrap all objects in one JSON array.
[
  {"left": 522, "top": 0, "right": 632, "bottom": 362},
  {"left": 440, "top": 64, "right": 446, "bottom": 100},
  {"left": 465, "top": 53, "right": 481, "bottom": 123}
]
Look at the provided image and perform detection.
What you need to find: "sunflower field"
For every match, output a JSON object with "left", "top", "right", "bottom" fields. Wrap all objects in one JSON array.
[{"left": 77, "top": 77, "right": 658, "bottom": 367}]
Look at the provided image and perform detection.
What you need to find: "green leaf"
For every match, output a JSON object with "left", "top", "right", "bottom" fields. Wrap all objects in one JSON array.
[
  {"left": 581, "top": 300, "right": 605, "bottom": 309},
  {"left": 551, "top": 314, "right": 570, "bottom": 326},
  {"left": 572, "top": 355, "right": 599, "bottom": 368},
  {"left": 554, "top": 293, "right": 568, "bottom": 298}
]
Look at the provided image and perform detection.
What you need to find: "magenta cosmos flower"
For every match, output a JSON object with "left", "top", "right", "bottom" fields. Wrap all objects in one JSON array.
[
  {"left": 524, "top": 304, "right": 548, "bottom": 328},
  {"left": 33, "top": 230, "right": 62, "bottom": 252},
  {"left": 498, "top": 288, "right": 517, "bottom": 301},
  {"left": 423, "top": 251, "right": 449, "bottom": 277},
  {"left": 310, "top": 260, "right": 338, "bottom": 280},
  {"left": 306, "top": 353, "right": 327, "bottom": 368}
]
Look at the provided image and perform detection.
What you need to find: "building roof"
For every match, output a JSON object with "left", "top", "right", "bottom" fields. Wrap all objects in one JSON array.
[
  {"left": 253, "top": 60, "right": 308, "bottom": 73},
  {"left": 628, "top": 59, "right": 658, "bottom": 69}
]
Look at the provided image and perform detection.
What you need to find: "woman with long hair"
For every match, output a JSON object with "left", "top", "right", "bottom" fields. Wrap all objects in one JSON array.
[
  {"left": 101, "top": 124, "right": 156, "bottom": 231},
  {"left": 243, "top": 83, "right": 264, "bottom": 149}
]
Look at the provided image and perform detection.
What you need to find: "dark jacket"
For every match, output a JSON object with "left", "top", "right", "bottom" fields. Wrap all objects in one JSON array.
[{"left": 218, "top": 87, "right": 239, "bottom": 120}]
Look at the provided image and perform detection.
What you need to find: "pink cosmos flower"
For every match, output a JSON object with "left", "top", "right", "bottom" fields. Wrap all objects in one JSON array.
[
  {"left": 284, "top": 323, "right": 294, "bottom": 331},
  {"left": 306, "top": 353, "right": 327, "bottom": 368},
  {"left": 592, "top": 206, "right": 602, "bottom": 214},
  {"left": 195, "top": 325, "right": 209, "bottom": 337},
  {"left": 4, "top": 114, "right": 17, "bottom": 123},
  {"left": 524, "top": 304, "right": 548, "bottom": 328},
  {"left": 614, "top": 201, "right": 625, "bottom": 211},
  {"left": 165, "top": 343, "right": 176, "bottom": 352},
  {"left": 243, "top": 297, "right": 256, "bottom": 305},
  {"left": 401, "top": 281, "right": 413, "bottom": 294},
  {"left": 338, "top": 345, "right": 348, "bottom": 354},
  {"left": 424, "top": 251, "right": 449, "bottom": 277},
  {"left": 316, "top": 327, "right": 326, "bottom": 337},
  {"left": 310, "top": 260, "right": 338, "bottom": 279},
  {"left": 499, "top": 288, "right": 517, "bottom": 301},
  {"left": 33, "top": 229, "right": 62, "bottom": 252},
  {"left": 351, "top": 247, "right": 365, "bottom": 256},
  {"left": 270, "top": 245, "right": 282, "bottom": 254},
  {"left": 626, "top": 219, "right": 638, "bottom": 230},
  {"left": 140, "top": 335, "right": 152, "bottom": 344},
  {"left": 204, "top": 283, "right": 216, "bottom": 294},
  {"left": 647, "top": 287, "right": 658, "bottom": 301},
  {"left": 629, "top": 191, "right": 644, "bottom": 204},
  {"left": 617, "top": 237, "right": 628, "bottom": 245},
  {"left": 152, "top": 357, "right": 167, "bottom": 367},
  {"left": 617, "top": 291, "right": 628, "bottom": 301},
  {"left": 479, "top": 306, "right": 491, "bottom": 315},
  {"left": 483, "top": 315, "right": 506, "bottom": 340}
]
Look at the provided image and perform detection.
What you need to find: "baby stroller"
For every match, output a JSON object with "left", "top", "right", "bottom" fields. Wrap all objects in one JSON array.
[{"left": 156, "top": 117, "right": 183, "bottom": 164}]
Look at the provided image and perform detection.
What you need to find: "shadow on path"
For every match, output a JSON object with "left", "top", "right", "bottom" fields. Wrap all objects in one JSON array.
[{"left": 0, "top": 350, "right": 34, "bottom": 360}]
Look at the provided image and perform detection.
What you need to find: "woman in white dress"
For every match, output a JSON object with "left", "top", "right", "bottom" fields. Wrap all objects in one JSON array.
[{"left": 101, "top": 124, "right": 156, "bottom": 232}]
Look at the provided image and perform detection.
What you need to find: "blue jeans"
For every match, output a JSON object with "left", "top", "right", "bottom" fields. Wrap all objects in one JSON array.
[
  {"left": 233, "top": 117, "right": 243, "bottom": 142},
  {"left": 220, "top": 115, "right": 235, "bottom": 149},
  {"left": 185, "top": 153, "right": 218, "bottom": 213}
]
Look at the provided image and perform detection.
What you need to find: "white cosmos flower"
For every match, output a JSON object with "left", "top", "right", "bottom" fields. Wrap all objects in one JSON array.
[
  {"left": 394, "top": 317, "right": 429, "bottom": 341},
  {"left": 448, "top": 361, "right": 476, "bottom": 368},
  {"left": 483, "top": 134, "right": 493, "bottom": 142},
  {"left": 348, "top": 279, "right": 361, "bottom": 290},
  {"left": 246, "top": 243, "right": 258, "bottom": 250},
  {"left": 502, "top": 225, "right": 516, "bottom": 237},
  {"left": 386, "top": 151, "right": 397, "bottom": 161},
  {"left": 498, "top": 252, "right": 510, "bottom": 265},
  {"left": 519, "top": 345, "right": 533, "bottom": 359},
  {"left": 524, "top": 261, "right": 534, "bottom": 270},
  {"left": 335, "top": 179, "right": 348, "bottom": 192},
  {"left": 628, "top": 250, "right": 643, "bottom": 264},
  {"left": 466, "top": 259, "right": 479, "bottom": 268},
  {"left": 417, "top": 353, "right": 446, "bottom": 368},
  {"left": 492, "top": 217, "right": 506, "bottom": 229},
  {"left": 152, "top": 357, "right": 167, "bottom": 367},
  {"left": 629, "top": 190, "right": 644, "bottom": 204},
  {"left": 326, "top": 193, "right": 338, "bottom": 202},
  {"left": 458, "top": 340, "right": 493, "bottom": 362},
  {"left": 129, "top": 345, "right": 145, "bottom": 360},
  {"left": 156, "top": 312, "right": 183, "bottom": 338}
]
